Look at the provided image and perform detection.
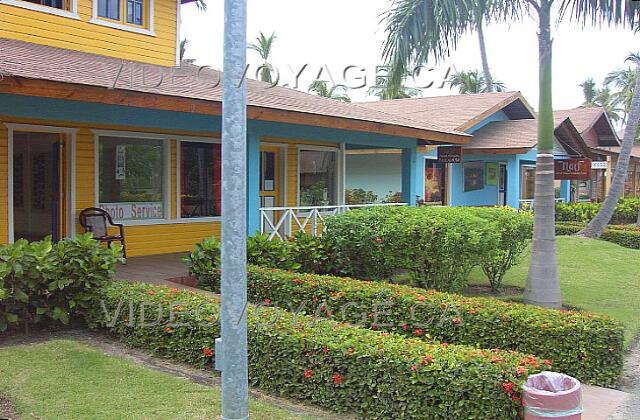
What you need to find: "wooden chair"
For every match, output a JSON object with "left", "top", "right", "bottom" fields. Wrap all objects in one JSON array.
[{"left": 79, "top": 207, "right": 127, "bottom": 258}]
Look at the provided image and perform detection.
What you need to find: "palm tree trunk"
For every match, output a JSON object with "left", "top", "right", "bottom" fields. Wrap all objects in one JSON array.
[
  {"left": 476, "top": 18, "right": 493, "bottom": 92},
  {"left": 579, "top": 59, "right": 640, "bottom": 237},
  {"left": 524, "top": 0, "right": 561, "bottom": 309}
]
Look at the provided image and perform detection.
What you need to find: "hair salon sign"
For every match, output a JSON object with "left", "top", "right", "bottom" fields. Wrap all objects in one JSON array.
[{"left": 554, "top": 158, "right": 592, "bottom": 180}]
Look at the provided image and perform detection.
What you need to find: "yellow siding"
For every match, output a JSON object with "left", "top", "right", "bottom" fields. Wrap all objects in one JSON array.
[
  {"left": 0, "top": 125, "right": 7, "bottom": 245},
  {"left": 0, "top": 0, "right": 178, "bottom": 66}
]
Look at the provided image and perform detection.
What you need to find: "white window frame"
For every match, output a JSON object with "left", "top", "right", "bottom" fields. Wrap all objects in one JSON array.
[
  {"left": 5, "top": 123, "right": 78, "bottom": 243},
  {"left": 296, "top": 145, "right": 343, "bottom": 207},
  {"left": 89, "top": 0, "right": 156, "bottom": 36},
  {"left": 93, "top": 130, "right": 170, "bottom": 226},
  {"left": 0, "top": 0, "right": 80, "bottom": 19},
  {"left": 176, "top": 136, "right": 222, "bottom": 223}
]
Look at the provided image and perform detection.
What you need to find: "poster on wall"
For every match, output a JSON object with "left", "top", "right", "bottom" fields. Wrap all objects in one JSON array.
[
  {"left": 115, "top": 145, "right": 126, "bottom": 180},
  {"left": 463, "top": 161, "right": 485, "bottom": 192},
  {"left": 486, "top": 162, "right": 499, "bottom": 186}
]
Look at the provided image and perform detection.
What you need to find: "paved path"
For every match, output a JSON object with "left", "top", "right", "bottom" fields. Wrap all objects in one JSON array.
[{"left": 608, "top": 337, "right": 640, "bottom": 419}]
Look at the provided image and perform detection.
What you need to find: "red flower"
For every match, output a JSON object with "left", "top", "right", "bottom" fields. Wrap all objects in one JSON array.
[
  {"left": 147, "top": 290, "right": 156, "bottom": 295},
  {"left": 516, "top": 366, "right": 526, "bottom": 375},
  {"left": 202, "top": 347, "right": 214, "bottom": 357},
  {"left": 332, "top": 373, "right": 343, "bottom": 384},
  {"left": 304, "top": 369, "right": 313, "bottom": 379},
  {"left": 423, "top": 355, "right": 433, "bottom": 363},
  {"left": 502, "top": 382, "right": 515, "bottom": 392},
  {"left": 322, "top": 346, "right": 329, "bottom": 354},
  {"left": 441, "top": 343, "right": 449, "bottom": 348},
  {"left": 452, "top": 317, "right": 461, "bottom": 325},
  {"left": 375, "top": 238, "right": 383, "bottom": 243},
  {"left": 414, "top": 329, "right": 423, "bottom": 336},
  {"left": 381, "top": 332, "right": 390, "bottom": 337},
  {"left": 416, "top": 295, "right": 427, "bottom": 301},
  {"left": 347, "top": 348, "right": 354, "bottom": 356},
  {"left": 264, "top": 298, "right": 271, "bottom": 305},
  {"left": 428, "top": 290, "right": 437, "bottom": 295},
  {"left": 402, "top": 324, "right": 409, "bottom": 330},
  {"left": 170, "top": 288, "right": 179, "bottom": 293},
  {"left": 544, "top": 359, "right": 552, "bottom": 366},
  {"left": 410, "top": 364, "right": 418, "bottom": 371},
  {"left": 512, "top": 396, "right": 521, "bottom": 403},
  {"left": 469, "top": 309, "right": 477, "bottom": 315},
  {"left": 164, "top": 327, "right": 172, "bottom": 332}
]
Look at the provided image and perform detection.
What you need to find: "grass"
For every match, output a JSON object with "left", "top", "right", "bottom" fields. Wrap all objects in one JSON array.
[
  {"left": 467, "top": 236, "right": 640, "bottom": 346},
  {"left": 0, "top": 339, "right": 313, "bottom": 420}
]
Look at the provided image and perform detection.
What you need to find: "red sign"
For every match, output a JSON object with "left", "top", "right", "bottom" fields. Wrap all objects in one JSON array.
[
  {"left": 437, "top": 146, "right": 462, "bottom": 164},
  {"left": 554, "top": 159, "right": 592, "bottom": 180}
]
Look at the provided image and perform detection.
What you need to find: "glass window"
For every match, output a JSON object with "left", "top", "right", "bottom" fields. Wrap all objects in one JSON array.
[
  {"left": 24, "top": 0, "right": 67, "bottom": 10},
  {"left": 98, "top": 137, "right": 165, "bottom": 221},
  {"left": 180, "top": 142, "right": 221, "bottom": 218},
  {"left": 299, "top": 149, "right": 337, "bottom": 206},
  {"left": 520, "top": 165, "right": 536, "bottom": 200},
  {"left": 98, "top": 0, "right": 120, "bottom": 20},
  {"left": 126, "top": 0, "right": 144, "bottom": 25}
]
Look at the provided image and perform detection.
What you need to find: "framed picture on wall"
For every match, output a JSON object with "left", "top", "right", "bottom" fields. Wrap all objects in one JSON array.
[
  {"left": 486, "top": 162, "right": 499, "bottom": 186},
  {"left": 463, "top": 161, "right": 485, "bottom": 192}
]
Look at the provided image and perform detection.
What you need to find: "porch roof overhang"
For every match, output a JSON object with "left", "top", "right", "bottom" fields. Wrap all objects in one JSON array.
[{"left": 0, "top": 39, "right": 470, "bottom": 146}]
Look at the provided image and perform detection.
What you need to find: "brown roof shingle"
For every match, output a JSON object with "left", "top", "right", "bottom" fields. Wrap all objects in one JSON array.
[
  {"left": 0, "top": 39, "right": 468, "bottom": 143},
  {"left": 358, "top": 91, "right": 534, "bottom": 131}
]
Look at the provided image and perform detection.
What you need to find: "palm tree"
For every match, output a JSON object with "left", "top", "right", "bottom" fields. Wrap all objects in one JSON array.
[
  {"left": 578, "top": 78, "right": 623, "bottom": 123},
  {"left": 605, "top": 66, "right": 637, "bottom": 124},
  {"left": 381, "top": 0, "right": 638, "bottom": 309},
  {"left": 580, "top": 78, "right": 598, "bottom": 105},
  {"left": 448, "top": 69, "right": 506, "bottom": 93},
  {"left": 248, "top": 32, "right": 277, "bottom": 83},
  {"left": 367, "top": 70, "right": 423, "bottom": 99},
  {"left": 580, "top": 53, "right": 640, "bottom": 237},
  {"left": 308, "top": 81, "right": 352, "bottom": 103}
]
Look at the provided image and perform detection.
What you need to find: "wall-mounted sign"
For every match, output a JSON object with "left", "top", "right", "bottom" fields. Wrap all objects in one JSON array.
[
  {"left": 591, "top": 161, "right": 608, "bottom": 170},
  {"left": 554, "top": 159, "right": 592, "bottom": 180},
  {"left": 115, "top": 145, "right": 126, "bottom": 180},
  {"left": 100, "top": 202, "right": 164, "bottom": 221},
  {"left": 437, "top": 146, "right": 462, "bottom": 164}
]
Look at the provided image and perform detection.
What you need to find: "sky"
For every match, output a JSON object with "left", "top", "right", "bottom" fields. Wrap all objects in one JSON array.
[{"left": 179, "top": 0, "right": 639, "bottom": 112}]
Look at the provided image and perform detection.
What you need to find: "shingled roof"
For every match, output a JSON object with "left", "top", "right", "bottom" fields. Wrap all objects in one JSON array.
[
  {"left": 0, "top": 38, "right": 469, "bottom": 144},
  {"left": 358, "top": 91, "right": 535, "bottom": 132},
  {"left": 554, "top": 107, "right": 619, "bottom": 147}
]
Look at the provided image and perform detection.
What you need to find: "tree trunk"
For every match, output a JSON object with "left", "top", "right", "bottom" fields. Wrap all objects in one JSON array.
[
  {"left": 579, "top": 59, "right": 640, "bottom": 237},
  {"left": 524, "top": 0, "right": 561, "bottom": 309},
  {"left": 476, "top": 18, "right": 493, "bottom": 92}
]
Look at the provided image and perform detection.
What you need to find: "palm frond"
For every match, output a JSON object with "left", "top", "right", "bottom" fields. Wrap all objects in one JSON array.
[{"left": 558, "top": 0, "right": 639, "bottom": 28}]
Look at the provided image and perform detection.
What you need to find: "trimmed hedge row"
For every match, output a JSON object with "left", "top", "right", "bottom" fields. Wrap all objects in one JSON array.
[
  {"left": 555, "top": 198, "right": 640, "bottom": 224},
  {"left": 86, "top": 281, "right": 535, "bottom": 419},
  {"left": 245, "top": 266, "right": 624, "bottom": 387},
  {"left": 556, "top": 222, "right": 640, "bottom": 249}
]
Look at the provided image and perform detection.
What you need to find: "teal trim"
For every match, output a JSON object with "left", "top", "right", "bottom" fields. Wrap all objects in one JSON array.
[
  {"left": 465, "top": 110, "right": 509, "bottom": 133},
  {"left": 401, "top": 148, "right": 418, "bottom": 205},
  {"left": 247, "top": 131, "right": 261, "bottom": 235}
]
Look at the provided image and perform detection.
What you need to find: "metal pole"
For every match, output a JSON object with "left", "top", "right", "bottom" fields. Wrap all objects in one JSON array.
[{"left": 217, "top": 0, "right": 249, "bottom": 418}]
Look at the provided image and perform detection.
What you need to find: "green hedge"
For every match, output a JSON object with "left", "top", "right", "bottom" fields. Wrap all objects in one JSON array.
[
  {"left": 86, "top": 281, "right": 535, "bottom": 419},
  {"left": 245, "top": 266, "right": 624, "bottom": 387},
  {"left": 0, "top": 234, "right": 123, "bottom": 332},
  {"left": 556, "top": 222, "right": 640, "bottom": 249},
  {"left": 324, "top": 206, "right": 531, "bottom": 292},
  {"left": 556, "top": 198, "right": 640, "bottom": 224}
]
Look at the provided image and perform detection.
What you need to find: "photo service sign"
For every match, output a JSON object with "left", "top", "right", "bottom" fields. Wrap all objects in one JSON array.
[
  {"left": 100, "top": 202, "right": 164, "bottom": 221},
  {"left": 437, "top": 146, "right": 462, "bottom": 164},
  {"left": 554, "top": 159, "right": 592, "bottom": 180}
]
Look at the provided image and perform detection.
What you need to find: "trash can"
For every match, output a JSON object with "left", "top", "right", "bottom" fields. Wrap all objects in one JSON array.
[{"left": 522, "top": 371, "right": 583, "bottom": 420}]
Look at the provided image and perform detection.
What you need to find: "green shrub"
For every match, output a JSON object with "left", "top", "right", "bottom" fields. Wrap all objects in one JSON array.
[
  {"left": 86, "top": 281, "right": 536, "bottom": 419},
  {"left": 556, "top": 199, "right": 640, "bottom": 224},
  {"left": 245, "top": 266, "right": 624, "bottom": 387},
  {"left": 289, "top": 232, "right": 335, "bottom": 275},
  {"left": 0, "top": 234, "right": 123, "bottom": 332},
  {"left": 183, "top": 236, "right": 221, "bottom": 291},
  {"left": 345, "top": 188, "right": 378, "bottom": 205},
  {"left": 556, "top": 222, "right": 640, "bottom": 249},
  {"left": 247, "top": 233, "right": 300, "bottom": 271},
  {"left": 324, "top": 206, "right": 500, "bottom": 291}
]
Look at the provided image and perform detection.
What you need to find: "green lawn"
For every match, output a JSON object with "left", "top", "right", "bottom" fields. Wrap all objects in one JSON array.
[
  {"left": 0, "top": 339, "right": 313, "bottom": 420},
  {"left": 468, "top": 236, "right": 640, "bottom": 346}
]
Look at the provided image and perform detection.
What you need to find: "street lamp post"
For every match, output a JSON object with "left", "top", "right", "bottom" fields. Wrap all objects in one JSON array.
[{"left": 217, "top": 0, "right": 249, "bottom": 419}]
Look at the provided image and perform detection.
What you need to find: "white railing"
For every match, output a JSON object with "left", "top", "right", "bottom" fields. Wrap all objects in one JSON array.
[
  {"left": 259, "top": 203, "right": 407, "bottom": 240},
  {"left": 519, "top": 198, "right": 565, "bottom": 210}
]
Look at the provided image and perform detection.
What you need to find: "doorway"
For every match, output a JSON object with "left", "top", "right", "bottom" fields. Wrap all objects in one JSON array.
[
  {"left": 259, "top": 146, "right": 283, "bottom": 232},
  {"left": 12, "top": 132, "right": 65, "bottom": 242},
  {"left": 498, "top": 163, "right": 508, "bottom": 206},
  {"left": 424, "top": 159, "right": 447, "bottom": 205}
]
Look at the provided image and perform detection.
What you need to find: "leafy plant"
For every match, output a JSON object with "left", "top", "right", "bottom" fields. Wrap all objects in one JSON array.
[
  {"left": 247, "top": 233, "right": 300, "bottom": 271},
  {"left": 345, "top": 188, "right": 378, "bottom": 205},
  {"left": 289, "top": 232, "right": 335, "bottom": 274},
  {"left": 0, "top": 234, "right": 123, "bottom": 332},
  {"left": 182, "top": 236, "right": 221, "bottom": 292},
  {"left": 557, "top": 222, "right": 640, "bottom": 249},
  {"left": 555, "top": 199, "right": 640, "bottom": 225},
  {"left": 245, "top": 265, "right": 624, "bottom": 387},
  {"left": 86, "top": 281, "right": 537, "bottom": 419}
]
